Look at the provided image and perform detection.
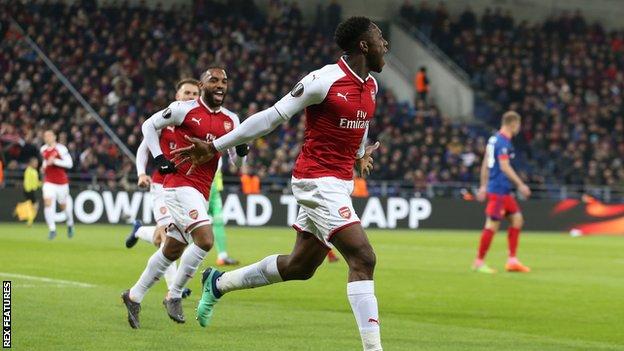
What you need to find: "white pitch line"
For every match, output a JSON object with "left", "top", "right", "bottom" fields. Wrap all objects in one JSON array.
[{"left": 0, "top": 272, "right": 96, "bottom": 288}]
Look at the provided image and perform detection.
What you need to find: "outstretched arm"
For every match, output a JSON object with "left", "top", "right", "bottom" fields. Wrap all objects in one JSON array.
[
  {"left": 215, "top": 72, "right": 324, "bottom": 151},
  {"left": 172, "top": 71, "right": 326, "bottom": 169},
  {"left": 213, "top": 107, "right": 286, "bottom": 152}
]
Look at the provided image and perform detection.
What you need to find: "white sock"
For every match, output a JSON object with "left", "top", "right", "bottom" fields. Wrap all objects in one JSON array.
[
  {"left": 163, "top": 262, "right": 177, "bottom": 290},
  {"left": 169, "top": 243, "right": 207, "bottom": 299},
  {"left": 218, "top": 251, "right": 228, "bottom": 260},
  {"left": 135, "top": 226, "right": 156, "bottom": 244},
  {"left": 347, "top": 280, "right": 382, "bottom": 351},
  {"left": 129, "top": 248, "right": 172, "bottom": 303},
  {"left": 216, "top": 254, "right": 283, "bottom": 295},
  {"left": 64, "top": 200, "right": 74, "bottom": 226},
  {"left": 44, "top": 203, "right": 56, "bottom": 231},
  {"left": 160, "top": 242, "right": 177, "bottom": 289}
]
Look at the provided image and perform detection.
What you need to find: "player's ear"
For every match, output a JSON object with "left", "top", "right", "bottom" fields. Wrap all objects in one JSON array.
[{"left": 359, "top": 40, "right": 369, "bottom": 54}]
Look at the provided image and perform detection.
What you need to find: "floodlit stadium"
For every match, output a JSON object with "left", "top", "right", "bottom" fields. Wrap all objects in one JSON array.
[{"left": 1, "top": 0, "right": 623, "bottom": 350}]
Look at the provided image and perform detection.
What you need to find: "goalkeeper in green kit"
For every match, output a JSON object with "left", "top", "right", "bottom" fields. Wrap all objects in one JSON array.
[{"left": 210, "top": 160, "right": 240, "bottom": 266}]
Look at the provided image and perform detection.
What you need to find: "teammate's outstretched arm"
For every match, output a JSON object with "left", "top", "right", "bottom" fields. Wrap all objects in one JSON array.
[
  {"left": 499, "top": 158, "right": 531, "bottom": 198},
  {"left": 172, "top": 107, "right": 288, "bottom": 174}
]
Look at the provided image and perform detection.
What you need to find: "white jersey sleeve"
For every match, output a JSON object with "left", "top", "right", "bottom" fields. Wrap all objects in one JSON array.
[
  {"left": 273, "top": 70, "right": 327, "bottom": 120},
  {"left": 142, "top": 100, "right": 194, "bottom": 158},
  {"left": 52, "top": 144, "right": 73, "bottom": 169},
  {"left": 135, "top": 139, "right": 149, "bottom": 176},
  {"left": 213, "top": 107, "right": 283, "bottom": 152},
  {"left": 151, "top": 101, "right": 189, "bottom": 129}
]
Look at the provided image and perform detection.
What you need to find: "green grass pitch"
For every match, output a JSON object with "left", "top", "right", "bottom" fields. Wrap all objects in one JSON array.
[{"left": 0, "top": 223, "right": 622, "bottom": 350}]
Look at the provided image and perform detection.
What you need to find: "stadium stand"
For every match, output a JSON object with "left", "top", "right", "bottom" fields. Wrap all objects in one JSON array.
[
  {"left": 1, "top": 0, "right": 621, "bottom": 196},
  {"left": 1, "top": 0, "right": 486, "bottom": 193},
  {"left": 400, "top": 2, "right": 624, "bottom": 188}
]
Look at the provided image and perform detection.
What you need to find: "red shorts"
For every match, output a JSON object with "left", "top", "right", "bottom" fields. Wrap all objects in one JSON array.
[{"left": 485, "top": 193, "right": 520, "bottom": 220}]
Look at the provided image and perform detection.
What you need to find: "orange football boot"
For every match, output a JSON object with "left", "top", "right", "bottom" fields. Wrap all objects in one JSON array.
[{"left": 505, "top": 261, "right": 531, "bottom": 272}]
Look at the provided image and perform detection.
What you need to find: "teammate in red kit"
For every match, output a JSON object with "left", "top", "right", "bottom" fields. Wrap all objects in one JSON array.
[
  {"left": 40, "top": 130, "right": 74, "bottom": 240},
  {"left": 474, "top": 111, "right": 531, "bottom": 273},
  {"left": 121, "top": 68, "right": 246, "bottom": 329},
  {"left": 125, "top": 78, "right": 200, "bottom": 301},
  {"left": 173, "top": 17, "right": 387, "bottom": 351}
]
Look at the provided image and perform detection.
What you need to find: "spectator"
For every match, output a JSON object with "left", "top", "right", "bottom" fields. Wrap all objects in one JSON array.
[
  {"left": 326, "top": 0, "right": 342, "bottom": 33},
  {"left": 414, "top": 67, "right": 429, "bottom": 103},
  {"left": 240, "top": 165, "right": 261, "bottom": 194},
  {"left": 400, "top": 0, "right": 416, "bottom": 24},
  {"left": 352, "top": 174, "right": 369, "bottom": 198},
  {"left": 22, "top": 156, "right": 41, "bottom": 226}
]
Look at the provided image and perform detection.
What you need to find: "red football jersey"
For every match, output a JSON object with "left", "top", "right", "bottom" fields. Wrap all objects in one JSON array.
[
  {"left": 274, "top": 57, "right": 378, "bottom": 180},
  {"left": 40, "top": 143, "right": 72, "bottom": 185},
  {"left": 150, "top": 126, "right": 176, "bottom": 185},
  {"left": 152, "top": 98, "right": 240, "bottom": 198}
]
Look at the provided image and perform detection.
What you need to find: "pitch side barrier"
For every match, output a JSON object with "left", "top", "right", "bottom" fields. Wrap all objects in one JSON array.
[{"left": 1, "top": 188, "right": 621, "bottom": 235}]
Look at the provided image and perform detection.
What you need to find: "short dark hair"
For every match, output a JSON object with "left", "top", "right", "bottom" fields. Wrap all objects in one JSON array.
[
  {"left": 199, "top": 66, "right": 227, "bottom": 82},
  {"left": 175, "top": 78, "right": 200, "bottom": 91},
  {"left": 334, "top": 16, "right": 373, "bottom": 52}
]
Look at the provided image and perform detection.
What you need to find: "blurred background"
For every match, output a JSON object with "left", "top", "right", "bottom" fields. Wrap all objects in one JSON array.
[{"left": 1, "top": 0, "right": 623, "bottom": 228}]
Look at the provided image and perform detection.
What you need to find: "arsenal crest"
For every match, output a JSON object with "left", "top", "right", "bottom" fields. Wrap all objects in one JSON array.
[
  {"left": 224, "top": 121, "right": 233, "bottom": 132},
  {"left": 189, "top": 209, "right": 199, "bottom": 220},
  {"left": 338, "top": 206, "right": 352, "bottom": 219}
]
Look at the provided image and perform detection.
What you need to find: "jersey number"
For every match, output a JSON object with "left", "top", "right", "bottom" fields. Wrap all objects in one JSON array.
[{"left": 486, "top": 143, "right": 495, "bottom": 169}]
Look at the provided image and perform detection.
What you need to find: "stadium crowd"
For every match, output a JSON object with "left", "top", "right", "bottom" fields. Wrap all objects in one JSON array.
[
  {"left": 1, "top": 0, "right": 487, "bottom": 192},
  {"left": 400, "top": 2, "right": 624, "bottom": 187},
  {"left": 2, "top": 0, "right": 622, "bottom": 193}
]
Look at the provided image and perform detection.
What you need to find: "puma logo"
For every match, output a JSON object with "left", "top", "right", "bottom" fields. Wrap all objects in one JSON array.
[
  {"left": 191, "top": 117, "right": 201, "bottom": 125},
  {"left": 368, "top": 318, "right": 379, "bottom": 325},
  {"left": 337, "top": 92, "right": 349, "bottom": 101}
]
